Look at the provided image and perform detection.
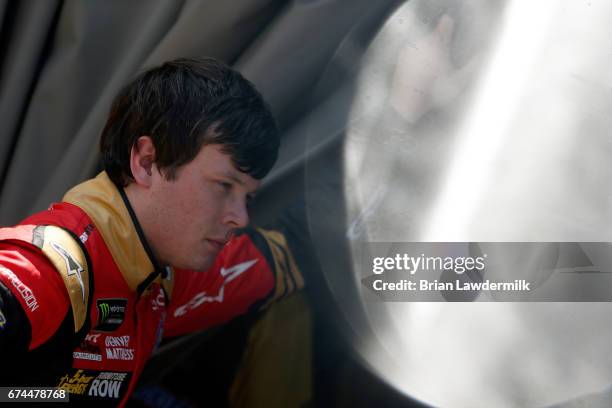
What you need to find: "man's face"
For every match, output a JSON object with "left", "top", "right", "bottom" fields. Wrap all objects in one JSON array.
[{"left": 145, "top": 144, "right": 260, "bottom": 271}]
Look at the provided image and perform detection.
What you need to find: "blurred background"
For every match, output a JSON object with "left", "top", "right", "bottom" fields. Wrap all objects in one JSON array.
[{"left": 2, "top": 0, "right": 612, "bottom": 407}]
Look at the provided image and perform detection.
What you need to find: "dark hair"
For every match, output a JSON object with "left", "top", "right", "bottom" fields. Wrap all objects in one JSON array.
[{"left": 100, "top": 57, "right": 279, "bottom": 186}]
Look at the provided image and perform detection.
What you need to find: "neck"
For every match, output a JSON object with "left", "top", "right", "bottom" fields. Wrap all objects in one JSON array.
[{"left": 122, "top": 183, "right": 165, "bottom": 269}]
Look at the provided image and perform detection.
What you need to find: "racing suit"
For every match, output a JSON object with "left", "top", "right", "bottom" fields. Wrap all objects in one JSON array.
[{"left": 0, "top": 172, "right": 304, "bottom": 406}]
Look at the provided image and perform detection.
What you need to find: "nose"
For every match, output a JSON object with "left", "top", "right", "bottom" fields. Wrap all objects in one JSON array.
[{"left": 224, "top": 198, "right": 249, "bottom": 229}]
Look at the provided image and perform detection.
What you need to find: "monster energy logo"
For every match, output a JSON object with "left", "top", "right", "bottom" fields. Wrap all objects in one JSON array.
[
  {"left": 94, "top": 299, "right": 127, "bottom": 332},
  {"left": 98, "top": 303, "right": 110, "bottom": 322}
]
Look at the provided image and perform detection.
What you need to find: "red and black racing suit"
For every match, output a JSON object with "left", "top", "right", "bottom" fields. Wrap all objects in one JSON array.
[{"left": 0, "top": 172, "right": 305, "bottom": 406}]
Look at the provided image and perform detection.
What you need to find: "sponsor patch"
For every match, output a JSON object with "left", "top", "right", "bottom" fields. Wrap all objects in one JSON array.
[
  {"left": 104, "top": 335, "right": 134, "bottom": 361},
  {"left": 94, "top": 299, "right": 127, "bottom": 332},
  {"left": 105, "top": 347, "right": 135, "bottom": 361},
  {"left": 0, "top": 266, "right": 39, "bottom": 312},
  {"left": 84, "top": 333, "right": 102, "bottom": 344},
  {"left": 73, "top": 351, "right": 102, "bottom": 362},
  {"left": 57, "top": 369, "right": 131, "bottom": 400},
  {"left": 104, "top": 335, "right": 130, "bottom": 347},
  {"left": 0, "top": 309, "right": 6, "bottom": 329},
  {"left": 88, "top": 371, "right": 131, "bottom": 399},
  {"left": 58, "top": 370, "right": 95, "bottom": 396}
]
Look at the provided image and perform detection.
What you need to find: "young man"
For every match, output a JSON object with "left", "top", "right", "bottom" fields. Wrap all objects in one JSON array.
[{"left": 0, "top": 58, "right": 304, "bottom": 406}]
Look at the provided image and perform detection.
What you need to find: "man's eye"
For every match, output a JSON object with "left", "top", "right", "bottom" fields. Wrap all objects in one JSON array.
[{"left": 218, "top": 181, "right": 232, "bottom": 191}]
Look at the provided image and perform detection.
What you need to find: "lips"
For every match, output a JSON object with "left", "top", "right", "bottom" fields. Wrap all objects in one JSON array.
[{"left": 206, "top": 238, "right": 227, "bottom": 252}]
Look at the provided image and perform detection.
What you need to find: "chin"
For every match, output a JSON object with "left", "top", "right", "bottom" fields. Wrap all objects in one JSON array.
[
  {"left": 169, "top": 247, "right": 218, "bottom": 271},
  {"left": 168, "top": 257, "right": 209, "bottom": 272},
  {"left": 190, "top": 255, "right": 216, "bottom": 272}
]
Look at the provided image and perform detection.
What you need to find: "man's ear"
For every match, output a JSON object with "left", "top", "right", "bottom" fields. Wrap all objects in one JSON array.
[{"left": 130, "top": 136, "right": 155, "bottom": 187}]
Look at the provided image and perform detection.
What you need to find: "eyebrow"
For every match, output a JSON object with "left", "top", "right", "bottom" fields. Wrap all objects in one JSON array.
[
  {"left": 223, "top": 172, "right": 244, "bottom": 186},
  {"left": 218, "top": 171, "right": 258, "bottom": 197}
]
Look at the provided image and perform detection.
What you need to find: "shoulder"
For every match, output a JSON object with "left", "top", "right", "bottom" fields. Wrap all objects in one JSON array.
[
  {"left": 0, "top": 202, "right": 93, "bottom": 350},
  {"left": 0, "top": 240, "right": 70, "bottom": 350}
]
